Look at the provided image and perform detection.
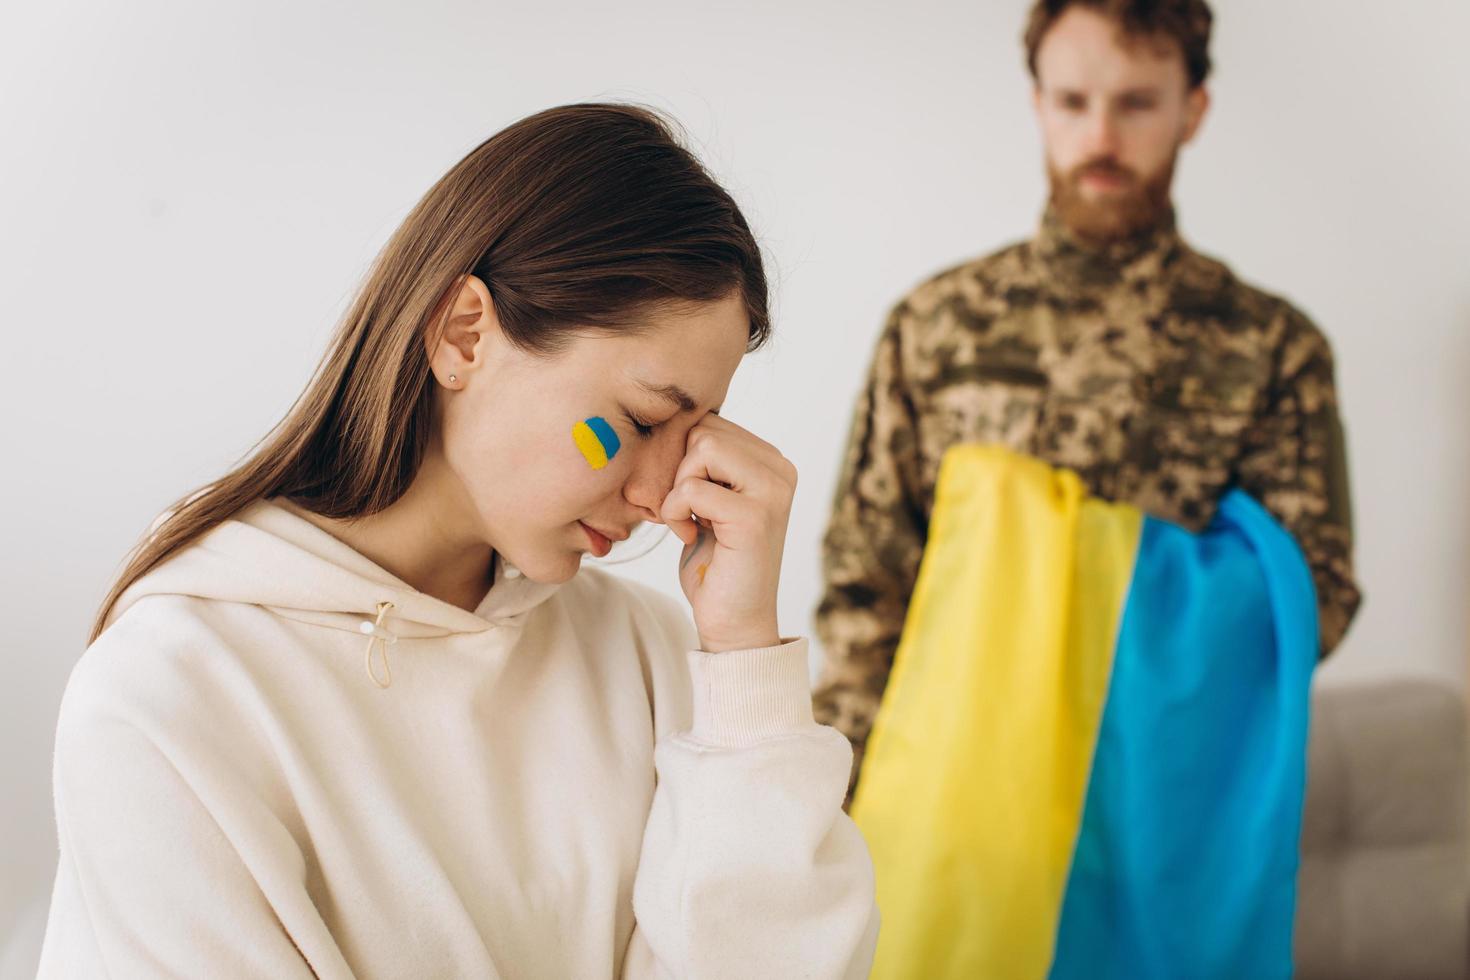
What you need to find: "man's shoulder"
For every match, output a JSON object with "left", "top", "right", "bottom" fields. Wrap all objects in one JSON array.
[
  {"left": 1176, "top": 244, "right": 1327, "bottom": 339},
  {"left": 1173, "top": 244, "right": 1339, "bottom": 388},
  {"left": 892, "top": 239, "right": 1035, "bottom": 322}
]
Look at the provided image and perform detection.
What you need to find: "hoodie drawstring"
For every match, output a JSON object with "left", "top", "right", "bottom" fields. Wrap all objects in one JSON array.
[{"left": 359, "top": 601, "right": 397, "bottom": 689}]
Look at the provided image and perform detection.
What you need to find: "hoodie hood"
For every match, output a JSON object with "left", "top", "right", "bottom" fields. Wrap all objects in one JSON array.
[{"left": 108, "top": 499, "right": 563, "bottom": 640}]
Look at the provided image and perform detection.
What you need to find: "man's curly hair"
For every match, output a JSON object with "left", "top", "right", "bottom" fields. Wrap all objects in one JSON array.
[{"left": 1024, "top": 0, "right": 1214, "bottom": 88}]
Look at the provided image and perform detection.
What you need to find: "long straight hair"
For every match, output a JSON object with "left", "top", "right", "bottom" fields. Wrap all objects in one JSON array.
[{"left": 92, "top": 103, "right": 770, "bottom": 641}]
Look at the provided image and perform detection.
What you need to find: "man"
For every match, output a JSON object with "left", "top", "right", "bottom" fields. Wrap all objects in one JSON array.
[{"left": 814, "top": 0, "right": 1360, "bottom": 796}]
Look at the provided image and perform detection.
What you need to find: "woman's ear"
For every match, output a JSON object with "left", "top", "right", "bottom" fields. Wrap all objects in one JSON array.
[{"left": 426, "top": 275, "right": 500, "bottom": 389}]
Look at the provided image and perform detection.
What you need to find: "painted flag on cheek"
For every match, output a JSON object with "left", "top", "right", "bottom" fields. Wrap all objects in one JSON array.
[
  {"left": 572, "top": 416, "right": 621, "bottom": 470},
  {"left": 851, "top": 445, "right": 1318, "bottom": 980}
]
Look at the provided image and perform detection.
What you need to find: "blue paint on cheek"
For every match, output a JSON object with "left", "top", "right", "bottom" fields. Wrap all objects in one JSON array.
[{"left": 585, "top": 416, "right": 621, "bottom": 460}]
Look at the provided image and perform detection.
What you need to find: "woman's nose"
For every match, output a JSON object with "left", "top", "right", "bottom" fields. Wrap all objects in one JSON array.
[
  {"left": 626, "top": 482, "right": 666, "bottom": 524},
  {"left": 624, "top": 435, "right": 684, "bottom": 521}
]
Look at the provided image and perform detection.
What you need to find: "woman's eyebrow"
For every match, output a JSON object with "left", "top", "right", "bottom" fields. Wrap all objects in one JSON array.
[{"left": 636, "top": 379, "right": 699, "bottom": 413}]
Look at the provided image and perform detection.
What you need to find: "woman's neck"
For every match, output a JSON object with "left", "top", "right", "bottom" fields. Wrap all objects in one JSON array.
[{"left": 290, "top": 450, "right": 496, "bottom": 613}]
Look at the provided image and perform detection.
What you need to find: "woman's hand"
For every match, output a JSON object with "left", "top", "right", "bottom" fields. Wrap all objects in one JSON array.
[{"left": 659, "top": 414, "right": 796, "bottom": 653}]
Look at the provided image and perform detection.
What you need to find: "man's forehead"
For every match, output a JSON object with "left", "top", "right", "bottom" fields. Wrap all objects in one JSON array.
[{"left": 1037, "top": 11, "right": 1186, "bottom": 90}]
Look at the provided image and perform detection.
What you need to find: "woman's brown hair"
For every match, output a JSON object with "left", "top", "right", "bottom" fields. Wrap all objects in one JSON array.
[{"left": 92, "top": 103, "right": 770, "bottom": 641}]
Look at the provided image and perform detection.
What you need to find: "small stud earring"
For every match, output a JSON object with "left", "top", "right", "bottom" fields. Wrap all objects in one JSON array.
[{"left": 448, "top": 374, "right": 457, "bottom": 384}]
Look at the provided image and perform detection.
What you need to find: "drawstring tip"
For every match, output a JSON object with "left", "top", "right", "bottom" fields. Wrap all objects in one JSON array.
[{"left": 361, "top": 600, "right": 397, "bottom": 689}]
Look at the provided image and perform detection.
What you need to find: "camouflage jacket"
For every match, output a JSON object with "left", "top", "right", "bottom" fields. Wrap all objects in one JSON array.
[{"left": 813, "top": 207, "right": 1361, "bottom": 793}]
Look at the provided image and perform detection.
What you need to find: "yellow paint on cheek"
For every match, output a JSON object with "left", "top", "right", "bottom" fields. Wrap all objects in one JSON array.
[{"left": 696, "top": 563, "right": 709, "bottom": 585}]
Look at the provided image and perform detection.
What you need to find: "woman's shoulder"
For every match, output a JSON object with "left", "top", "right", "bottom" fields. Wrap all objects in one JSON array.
[
  {"left": 60, "top": 593, "right": 252, "bottom": 748},
  {"left": 52, "top": 593, "right": 299, "bottom": 847}
]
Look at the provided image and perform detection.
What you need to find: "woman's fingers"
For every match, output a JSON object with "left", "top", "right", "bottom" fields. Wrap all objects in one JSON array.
[
  {"left": 659, "top": 477, "right": 750, "bottom": 546},
  {"left": 691, "top": 413, "right": 789, "bottom": 471},
  {"left": 698, "top": 414, "right": 794, "bottom": 480},
  {"left": 661, "top": 413, "right": 792, "bottom": 654},
  {"left": 672, "top": 417, "right": 797, "bottom": 507}
]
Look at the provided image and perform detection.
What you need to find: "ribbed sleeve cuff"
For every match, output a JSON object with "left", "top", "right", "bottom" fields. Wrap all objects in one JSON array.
[{"left": 686, "top": 638, "right": 815, "bottom": 746}]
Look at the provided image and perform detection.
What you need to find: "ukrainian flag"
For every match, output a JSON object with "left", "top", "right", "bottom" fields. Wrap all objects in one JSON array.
[
  {"left": 852, "top": 445, "right": 1318, "bottom": 979},
  {"left": 572, "top": 416, "right": 621, "bottom": 470}
]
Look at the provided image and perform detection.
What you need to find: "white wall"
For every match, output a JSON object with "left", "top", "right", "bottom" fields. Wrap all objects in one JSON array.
[{"left": 3, "top": 0, "right": 1467, "bottom": 959}]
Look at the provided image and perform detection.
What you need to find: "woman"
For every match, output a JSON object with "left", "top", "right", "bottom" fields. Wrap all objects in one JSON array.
[{"left": 39, "top": 104, "right": 878, "bottom": 978}]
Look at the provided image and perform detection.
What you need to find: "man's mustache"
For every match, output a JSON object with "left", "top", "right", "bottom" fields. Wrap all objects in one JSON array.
[{"left": 1069, "top": 159, "right": 1137, "bottom": 184}]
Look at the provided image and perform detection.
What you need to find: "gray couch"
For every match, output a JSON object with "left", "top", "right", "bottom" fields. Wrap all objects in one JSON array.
[{"left": 1296, "top": 675, "right": 1469, "bottom": 979}]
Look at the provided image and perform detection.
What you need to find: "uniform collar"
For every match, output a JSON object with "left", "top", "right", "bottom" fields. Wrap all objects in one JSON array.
[{"left": 1032, "top": 203, "right": 1184, "bottom": 289}]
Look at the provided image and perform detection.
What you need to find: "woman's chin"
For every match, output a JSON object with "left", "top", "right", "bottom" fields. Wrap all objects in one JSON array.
[{"left": 503, "top": 548, "right": 584, "bottom": 585}]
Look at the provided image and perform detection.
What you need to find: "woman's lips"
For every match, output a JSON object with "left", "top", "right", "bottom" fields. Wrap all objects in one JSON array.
[{"left": 579, "top": 521, "right": 612, "bottom": 558}]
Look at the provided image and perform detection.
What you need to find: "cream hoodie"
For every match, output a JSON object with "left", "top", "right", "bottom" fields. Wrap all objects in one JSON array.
[{"left": 38, "top": 500, "right": 878, "bottom": 978}]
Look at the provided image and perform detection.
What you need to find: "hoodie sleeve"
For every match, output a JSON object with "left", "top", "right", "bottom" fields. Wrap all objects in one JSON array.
[
  {"left": 38, "top": 662, "right": 321, "bottom": 979},
  {"left": 622, "top": 639, "right": 880, "bottom": 979}
]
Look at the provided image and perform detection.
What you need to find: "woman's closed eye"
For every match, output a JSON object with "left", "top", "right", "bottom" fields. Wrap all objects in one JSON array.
[{"left": 624, "top": 411, "right": 660, "bottom": 439}]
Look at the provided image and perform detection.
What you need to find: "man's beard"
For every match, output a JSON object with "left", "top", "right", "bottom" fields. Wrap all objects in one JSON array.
[{"left": 1048, "top": 151, "right": 1177, "bottom": 244}]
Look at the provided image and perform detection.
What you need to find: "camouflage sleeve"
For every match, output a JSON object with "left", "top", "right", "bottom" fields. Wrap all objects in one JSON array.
[
  {"left": 1234, "top": 308, "right": 1362, "bottom": 655},
  {"left": 813, "top": 306, "right": 929, "bottom": 803}
]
